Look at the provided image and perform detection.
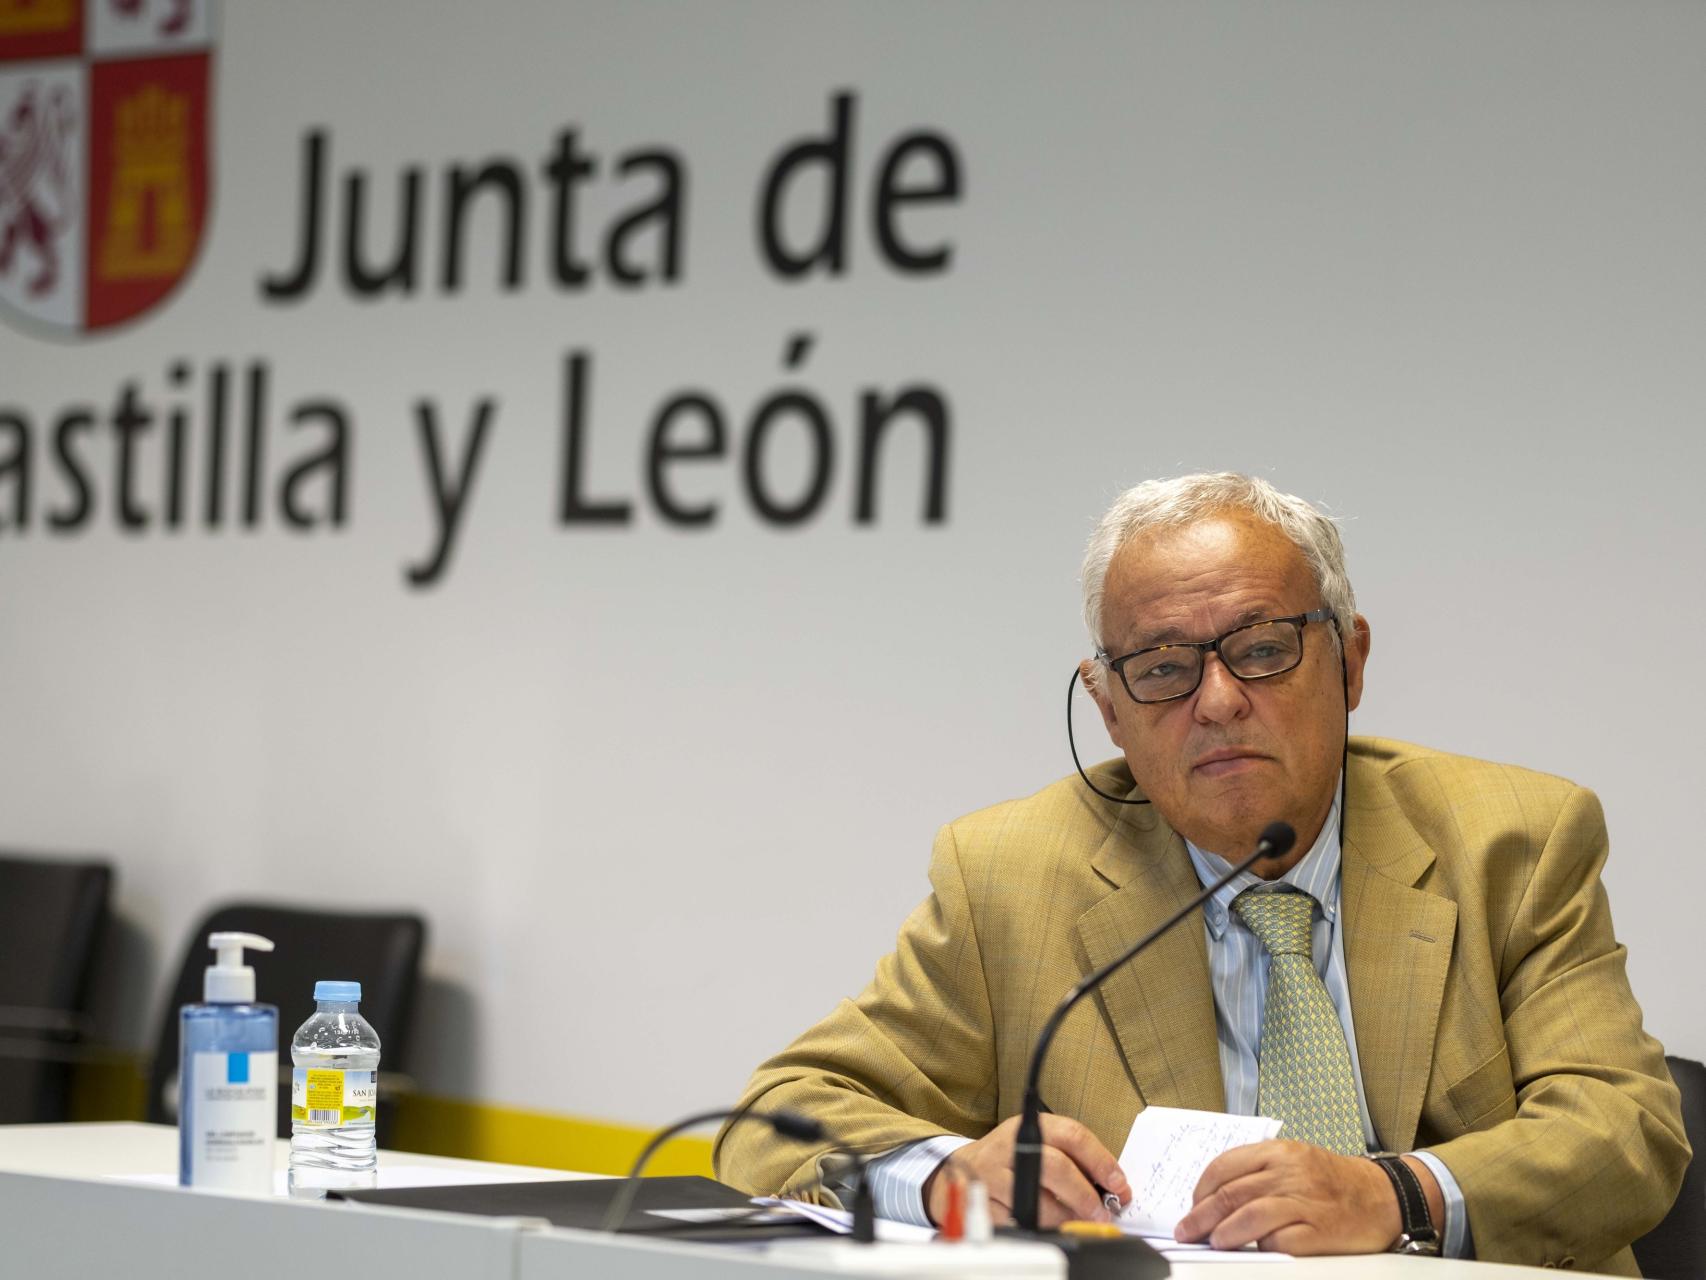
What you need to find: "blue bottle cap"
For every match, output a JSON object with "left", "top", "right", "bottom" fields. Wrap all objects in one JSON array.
[{"left": 314, "top": 980, "right": 362, "bottom": 1002}]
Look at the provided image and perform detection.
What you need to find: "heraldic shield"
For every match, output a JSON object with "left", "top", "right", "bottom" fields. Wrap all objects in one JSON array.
[{"left": 0, "top": 0, "right": 214, "bottom": 336}]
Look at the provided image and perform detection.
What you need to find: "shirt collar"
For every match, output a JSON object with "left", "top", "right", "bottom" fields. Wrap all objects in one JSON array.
[{"left": 1185, "top": 780, "right": 1343, "bottom": 939}]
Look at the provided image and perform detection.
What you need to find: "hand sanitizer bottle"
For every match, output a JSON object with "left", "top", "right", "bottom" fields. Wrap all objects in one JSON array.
[{"left": 178, "top": 932, "right": 278, "bottom": 1194}]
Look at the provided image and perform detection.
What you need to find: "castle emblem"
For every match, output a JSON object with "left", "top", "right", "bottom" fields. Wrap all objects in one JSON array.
[{"left": 0, "top": 0, "right": 213, "bottom": 335}]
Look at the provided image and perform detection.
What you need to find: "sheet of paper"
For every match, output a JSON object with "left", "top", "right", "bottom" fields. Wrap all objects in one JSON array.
[
  {"left": 648, "top": 1206, "right": 797, "bottom": 1225},
  {"left": 751, "top": 1195, "right": 939, "bottom": 1243},
  {"left": 1151, "top": 1241, "right": 1293, "bottom": 1261},
  {"left": 1114, "top": 1106, "right": 1281, "bottom": 1237}
]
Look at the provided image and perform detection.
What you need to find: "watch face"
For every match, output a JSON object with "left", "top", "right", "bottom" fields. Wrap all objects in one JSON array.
[{"left": 1398, "top": 1235, "right": 1442, "bottom": 1256}]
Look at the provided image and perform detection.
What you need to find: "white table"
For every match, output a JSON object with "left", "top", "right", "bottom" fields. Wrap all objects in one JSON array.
[{"left": 0, "top": 1123, "right": 1571, "bottom": 1279}]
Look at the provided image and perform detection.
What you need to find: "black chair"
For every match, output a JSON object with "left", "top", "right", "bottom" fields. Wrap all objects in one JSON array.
[
  {"left": 0, "top": 852, "right": 114, "bottom": 1124},
  {"left": 1633, "top": 1055, "right": 1706, "bottom": 1280},
  {"left": 146, "top": 903, "right": 426, "bottom": 1147}
]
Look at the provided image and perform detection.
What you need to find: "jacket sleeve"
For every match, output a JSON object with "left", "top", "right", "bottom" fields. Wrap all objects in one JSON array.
[
  {"left": 714, "top": 822, "right": 1000, "bottom": 1202},
  {"left": 1420, "top": 785, "right": 1690, "bottom": 1270}
]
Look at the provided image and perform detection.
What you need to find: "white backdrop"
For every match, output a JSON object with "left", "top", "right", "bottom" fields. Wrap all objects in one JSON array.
[{"left": 1, "top": 0, "right": 1701, "bottom": 1130}]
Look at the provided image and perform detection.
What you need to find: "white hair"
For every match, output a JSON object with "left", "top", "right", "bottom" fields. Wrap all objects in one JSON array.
[{"left": 1081, "top": 473, "right": 1357, "bottom": 666}]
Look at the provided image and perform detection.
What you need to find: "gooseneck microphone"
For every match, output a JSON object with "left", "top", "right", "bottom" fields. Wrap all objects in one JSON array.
[
  {"left": 602, "top": 1105, "right": 876, "bottom": 1242},
  {"left": 602, "top": 1106, "right": 814, "bottom": 1233},
  {"left": 1011, "top": 819, "right": 1297, "bottom": 1232}
]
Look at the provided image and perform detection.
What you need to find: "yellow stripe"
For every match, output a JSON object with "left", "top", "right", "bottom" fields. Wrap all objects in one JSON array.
[
  {"left": 70, "top": 1057, "right": 147, "bottom": 1121},
  {"left": 70, "top": 1058, "right": 712, "bottom": 1178},
  {"left": 387, "top": 1094, "right": 715, "bottom": 1177}
]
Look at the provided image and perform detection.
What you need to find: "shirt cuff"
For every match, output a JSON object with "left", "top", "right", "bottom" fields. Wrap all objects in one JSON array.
[
  {"left": 862, "top": 1134, "right": 974, "bottom": 1228},
  {"left": 1410, "top": 1150, "right": 1473, "bottom": 1259}
]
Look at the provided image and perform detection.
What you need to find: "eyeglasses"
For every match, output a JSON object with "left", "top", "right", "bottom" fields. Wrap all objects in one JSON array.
[{"left": 1098, "top": 608, "right": 1337, "bottom": 704}]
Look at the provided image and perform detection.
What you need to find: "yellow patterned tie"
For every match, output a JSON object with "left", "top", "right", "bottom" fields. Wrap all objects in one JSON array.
[{"left": 1232, "top": 889, "right": 1365, "bottom": 1155}]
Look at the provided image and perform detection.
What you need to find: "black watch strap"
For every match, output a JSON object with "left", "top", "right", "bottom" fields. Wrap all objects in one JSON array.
[{"left": 1371, "top": 1154, "right": 1441, "bottom": 1255}]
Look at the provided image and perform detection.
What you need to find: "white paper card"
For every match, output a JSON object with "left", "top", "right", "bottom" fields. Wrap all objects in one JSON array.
[
  {"left": 1115, "top": 1106, "right": 1281, "bottom": 1236},
  {"left": 1148, "top": 1237, "right": 1294, "bottom": 1261},
  {"left": 751, "top": 1196, "right": 939, "bottom": 1243},
  {"left": 649, "top": 1206, "right": 798, "bottom": 1224}
]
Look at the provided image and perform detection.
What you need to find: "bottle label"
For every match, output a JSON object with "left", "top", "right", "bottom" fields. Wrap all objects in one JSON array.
[
  {"left": 291, "top": 1067, "right": 377, "bottom": 1127},
  {"left": 186, "top": 1050, "right": 276, "bottom": 1192}
]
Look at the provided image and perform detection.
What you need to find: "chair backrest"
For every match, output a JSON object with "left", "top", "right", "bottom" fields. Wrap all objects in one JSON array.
[
  {"left": 0, "top": 852, "right": 113, "bottom": 1123},
  {"left": 1633, "top": 1055, "right": 1706, "bottom": 1280},
  {"left": 146, "top": 902, "right": 426, "bottom": 1144}
]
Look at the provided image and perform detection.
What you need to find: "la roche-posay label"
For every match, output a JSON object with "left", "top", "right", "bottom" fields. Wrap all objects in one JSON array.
[{"left": 187, "top": 1050, "right": 276, "bottom": 1192}]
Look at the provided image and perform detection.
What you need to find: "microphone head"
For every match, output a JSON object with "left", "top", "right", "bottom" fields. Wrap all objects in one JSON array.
[
  {"left": 1256, "top": 821, "right": 1296, "bottom": 860},
  {"left": 765, "top": 1110, "right": 827, "bottom": 1143}
]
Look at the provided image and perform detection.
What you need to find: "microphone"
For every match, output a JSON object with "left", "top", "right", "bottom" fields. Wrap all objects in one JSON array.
[
  {"left": 601, "top": 1105, "right": 877, "bottom": 1242},
  {"left": 1011, "top": 820, "right": 1297, "bottom": 1232}
]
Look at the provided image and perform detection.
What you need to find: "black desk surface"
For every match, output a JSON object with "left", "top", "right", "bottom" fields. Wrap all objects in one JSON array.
[{"left": 333, "top": 1174, "right": 831, "bottom": 1243}]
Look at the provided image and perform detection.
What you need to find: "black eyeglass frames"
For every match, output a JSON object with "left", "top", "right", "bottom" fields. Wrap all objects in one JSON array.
[{"left": 1097, "top": 608, "right": 1337, "bottom": 704}]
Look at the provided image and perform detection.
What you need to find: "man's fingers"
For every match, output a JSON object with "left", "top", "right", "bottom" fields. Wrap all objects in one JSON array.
[
  {"left": 1039, "top": 1145, "right": 1109, "bottom": 1222},
  {"left": 1175, "top": 1167, "right": 1286, "bottom": 1243},
  {"left": 980, "top": 1163, "right": 1016, "bottom": 1226},
  {"left": 1259, "top": 1224, "right": 1321, "bottom": 1255},
  {"left": 1039, "top": 1187, "right": 1081, "bottom": 1230},
  {"left": 961, "top": 1111, "right": 1128, "bottom": 1229},
  {"left": 1200, "top": 1191, "right": 1303, "bottom": 1252},
  {"left": 1191, "top": 1139, "right": 1281, "bottom": 1205},
  {"left": 1037, "top": 1114, "right": 1130, "bottom": 1201}
]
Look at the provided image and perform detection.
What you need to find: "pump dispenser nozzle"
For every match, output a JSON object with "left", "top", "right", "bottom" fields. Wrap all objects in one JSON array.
[{"left": 205, "top": 931, "right": 274, "bottom": 1003}]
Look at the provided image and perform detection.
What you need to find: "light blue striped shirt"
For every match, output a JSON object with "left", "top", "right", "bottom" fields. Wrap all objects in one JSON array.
[{"left": 865, "top": 794, "right": 1471, "bottom": 1257}]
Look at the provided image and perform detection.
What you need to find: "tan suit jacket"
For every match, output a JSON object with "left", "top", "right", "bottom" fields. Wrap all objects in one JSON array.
[{"left": 716, "top": 738, "right": 1689, "bottom": 1274}]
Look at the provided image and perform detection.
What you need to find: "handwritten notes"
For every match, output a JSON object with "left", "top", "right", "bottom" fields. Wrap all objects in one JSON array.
[{"left": 1115, "top": 1106, "right": 1280, "bottom": 1237}]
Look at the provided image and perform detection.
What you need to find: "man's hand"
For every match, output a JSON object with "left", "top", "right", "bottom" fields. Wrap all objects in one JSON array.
[
  {"left": 923, "top": 1114, "right": 1130, "bottom": 1229},
  {"left": 1174, "top": 1140, "right": 1441, "bottom": 1254}
]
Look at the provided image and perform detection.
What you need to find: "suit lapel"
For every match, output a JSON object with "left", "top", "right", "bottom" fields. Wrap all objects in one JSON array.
[
  {"left": 1076, "top": 810, "right": 1224, "bottom": 1113},
  {"left": 1341, "top": 760, "right": 1457, "bottom": 1152}
]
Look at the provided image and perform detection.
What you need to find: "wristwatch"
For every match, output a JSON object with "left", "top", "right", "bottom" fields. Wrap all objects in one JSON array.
[{"left": 1370, "top": 1154, "right": 1441, "bottom": 1256}]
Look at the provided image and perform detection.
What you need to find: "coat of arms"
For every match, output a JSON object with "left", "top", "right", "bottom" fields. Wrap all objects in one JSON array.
[{"left": 0, "top": 0, "right": 212, "bottom": 336}]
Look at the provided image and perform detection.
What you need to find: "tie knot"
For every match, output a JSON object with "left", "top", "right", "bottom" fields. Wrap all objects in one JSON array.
[{"left": 1232, "top": 888, "right": 1316, "bottom": 955}]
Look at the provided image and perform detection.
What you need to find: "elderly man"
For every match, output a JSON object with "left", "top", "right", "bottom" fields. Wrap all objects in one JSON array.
[{"left": 716, "top": 473, "right": 1687, "bottom": 1272}]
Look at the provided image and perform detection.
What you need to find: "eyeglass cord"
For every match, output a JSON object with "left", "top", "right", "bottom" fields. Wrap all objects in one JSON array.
[{"left": 1066, "top": 645, "right": 1352, "bottom": 824}]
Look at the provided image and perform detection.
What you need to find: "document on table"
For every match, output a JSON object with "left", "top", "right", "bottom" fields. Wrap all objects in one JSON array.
[
  {"left": 1115, "top": 1106, "right": 1281, "bottom": 1238},
  {"left": 1147, "top": 1239, "right": 1293, "bottom": 1262},
  {"left": 751, "top": 1195, "right": 939, "bottom": 1243}
]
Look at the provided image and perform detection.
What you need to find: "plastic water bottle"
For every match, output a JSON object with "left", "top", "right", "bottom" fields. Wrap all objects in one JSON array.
[{"left": 288, "top": 980, "right": 381, "bottom": 1198}]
